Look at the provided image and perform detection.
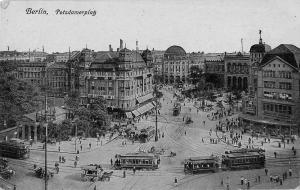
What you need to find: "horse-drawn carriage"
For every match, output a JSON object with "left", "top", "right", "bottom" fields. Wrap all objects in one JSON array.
[{"left": 81, "top": 164, "right": 113, "bottom": 182}]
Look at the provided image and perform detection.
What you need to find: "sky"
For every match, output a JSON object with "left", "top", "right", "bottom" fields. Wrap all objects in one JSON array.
[{"left": 0, "top": 0, "right": 300, "bottom": 53}]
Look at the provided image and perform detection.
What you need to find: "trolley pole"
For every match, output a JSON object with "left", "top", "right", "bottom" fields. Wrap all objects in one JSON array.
[{"left": 155, "top": 84, "right": 158, "bottom": 142}]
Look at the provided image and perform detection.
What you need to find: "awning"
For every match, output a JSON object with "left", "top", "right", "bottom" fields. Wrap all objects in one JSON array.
[
  {"left": 136, "top": 103, "right": 153, "bottom": 115},
  {"left": 239, "top": 114, "right": 297, "bottom": 126},
  {"left": 146, "top": 103, "right": 154, "bottom": 110},
  {"left": 136, "top": 93, "right": 153, "bottom": 103},
  {"left": 132, "top": 110, "right": 141, "bottom": 117},
  {"left": 125, "top": 112, "right": 133, "bottom": 119}
]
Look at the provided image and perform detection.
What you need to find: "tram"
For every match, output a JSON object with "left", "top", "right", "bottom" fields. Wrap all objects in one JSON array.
[
  {"left": 184, "top": 156, "right": 219, "bottom": 174},
  {"left": 114, "top": 152, "right": 160, "bottom": 170},
  {"left": 221, "top": 149, "right": 265, "bottom": 170},
  {"left": 0, "top": 141, "right": 30, "bottom": 159}
]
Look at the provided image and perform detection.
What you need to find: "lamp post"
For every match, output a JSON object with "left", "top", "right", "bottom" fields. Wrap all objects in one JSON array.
[
  {"left": 72, "top": 118, "right": 78, "bottom": 153},
  {"left": 44, "top": 122, "right": 48, "bottom": 190},
  {"left": 154, "top": 84, "right": 158, "bottom": 142}
]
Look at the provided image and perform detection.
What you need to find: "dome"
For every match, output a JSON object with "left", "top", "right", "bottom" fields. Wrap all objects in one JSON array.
[
  {"left": 250, "top": 43, "right": 271, "bottom": 53},
  {"left": 164, "top": 45, "right": 186, "bottom": 57}
]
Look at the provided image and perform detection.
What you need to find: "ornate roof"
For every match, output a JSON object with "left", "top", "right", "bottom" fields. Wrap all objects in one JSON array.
[
  {"left": 164, "top": 45, "right": 186, "bottom": 57},
  {"left": 250, "top": 43, "right": 271, "bottom": 53},
  {"left": 260, "top": 44, "right": 300, "bottom": 68}
]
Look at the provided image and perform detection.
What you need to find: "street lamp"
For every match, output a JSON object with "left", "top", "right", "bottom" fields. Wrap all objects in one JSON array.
[
  {"left": 154, "top": 84, "right": 158, "bottom": 142},
  {"left": 72, "top": 118, "right": 79, "bottom": 153}
]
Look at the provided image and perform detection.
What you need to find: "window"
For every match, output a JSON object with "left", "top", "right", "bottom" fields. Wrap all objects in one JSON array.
[
  {"left": 264, "top": 81, "right": 275, "bottom": 88},
  {"left": 279, "top": 82, "right": 292, "bottom": 90}
]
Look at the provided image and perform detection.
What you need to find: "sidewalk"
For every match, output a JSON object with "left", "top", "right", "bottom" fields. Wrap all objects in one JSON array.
[{"left": 29, "top": 133, "right": 120, "bottom": 154}]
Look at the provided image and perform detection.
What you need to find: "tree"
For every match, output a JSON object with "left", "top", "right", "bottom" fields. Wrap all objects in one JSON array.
[
  {"left": 0, "top": 62, "right": 40, "bottom": 129},
  {"left": 72, "top": 97, "right": 111, "bottom": 137},
  {"left": 204, "top": 73, "right": 224, "bottom": 89}
]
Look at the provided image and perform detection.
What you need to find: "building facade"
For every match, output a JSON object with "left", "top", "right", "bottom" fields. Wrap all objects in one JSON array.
[
  {"left": 0, "top": 50, "right": 47, "bottom": 62},
  {"left": 240, "top": 44, "right": 300, "bottom": 136},
  {"left": 46, "top": 62, "right": 69, "bottom": 97},
  {"left": 204, "top": 55, "right": 225, "bottom": 75},
  {"left": 151, "top": 50, "right": 164, "bottom": 82},
  {"left": 16, "top": 61, "right": 47, "bottom": 88},
  {"left": 189, "top": 52, "right": 205, "bottom": 70},
  {"left": 80, "top": 44, "right": 154, "bottom": 118},
  {"left": 162, "top": 45, "right": 189, "bottom": 84},
  {"left": 224, "top": 52, "right": 250, "bottom": 91}
]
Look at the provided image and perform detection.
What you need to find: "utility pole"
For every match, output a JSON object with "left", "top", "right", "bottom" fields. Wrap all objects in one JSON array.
[
  {"left": 44, "top": 94, "right": 48, "bottom": 190},
  {"left": 155, "top": 84, "right": 158, "bottom": 142}
]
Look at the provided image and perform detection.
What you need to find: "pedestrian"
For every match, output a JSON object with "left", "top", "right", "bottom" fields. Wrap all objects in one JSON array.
[
  {"left": 59, "top": 156, "right": 61, "bottom": 163},
  {"left": 274, "top": 152, "right": 277, "bottom": 158},
  {"left": 258, "top": 175, "right": 260, "bottom": 183},
  {"left": 74, "top": 161, "right": 77, "bottom": 168},
  {"left": 185, "top": 131, "right": 186, "bottom": 135},
  {"left": 58, "top": 146, "right": 60, "bottom": 152},
  {"left": 123, "top": 170, "right": 126, "bottom": 178},
  {"left": 174, "top": 177, "right": 178, "bottom": 186},
  {"left": 133, "top": 166, "right": 136, "bottom": 175},
  {"left": 289, "top": 168, "right": 292, "bottom": 176},
  {"left": 241, "top": 176, "right": 244, "bottom": 185},
  {"left": 111, "top": 158, "right": 113, "bottom": 166},
  {"left": 293, "top": 150, "right": 296, "bottom": 156},
  {"left": 265, "top": 168, "right": 268, "bottom": 175},
  {"left": 247, "top": 181, "right": 250, "bottom": 189},
  {"left": 89, "top": 142, "right": 91, "bottom": 149},
  {"left": 94, "top": 185, "right": 96, "bottom": 190},
  {"left": 80, "top": 145, "right": 83, "bottom": 151}
]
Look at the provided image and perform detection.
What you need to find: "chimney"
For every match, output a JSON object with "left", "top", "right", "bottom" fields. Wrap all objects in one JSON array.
[
  {"left": 120, "top": 39, "right": 123, "bottom": 50},
  {"left": 7, "top": 46, "right": 9, "bottom": 51},
  {"left": 109, "top": 44, "right": 113, "bottom": 51},
  {"left": 136, "top": 40, "right": 139, "bottom": 51}
]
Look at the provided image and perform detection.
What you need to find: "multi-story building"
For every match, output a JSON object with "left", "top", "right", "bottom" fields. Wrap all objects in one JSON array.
[
  {"left": 248, "top": 32, "right": 271, "bottom": 95},
  {"left": 46, "top": 62, "right": 69, "bottom": 97},
  {"left": 16, "top": 61, "right": 47, "bottom": 87},
  {"left": 242, "top": 32, "right": 271, "bottom": 116},
  {"left": 189, "top": 52, "right": 205, "bottom": 70},
  {"left": 0, "top": 50, "right": 47, "bottom": 62},
  {"left": 240, "top": 44, "right": 300, "bottom": 136},
  {"left": 162, "top": 45, "right": 189, "bottom": 84},
  {"left": 151, "top": 50, "right": 164, "bottom": 82},
  {"left": 204, "top": 55, "right": 225, "bottom": 76},
  {"left": 224, "top": 52, "right": 250, "bottom": 91},
  {"left": 80, "top": 43, "right": 154, "bottom": 118}
]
